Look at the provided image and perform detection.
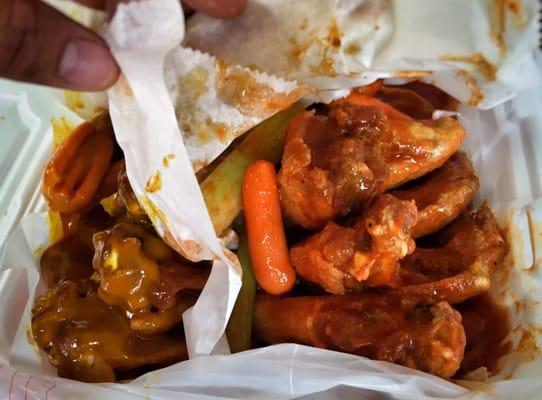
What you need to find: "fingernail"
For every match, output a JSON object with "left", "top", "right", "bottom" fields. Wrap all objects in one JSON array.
[{"left": 59, "top": 39, "right": 118, "bottom": 90}]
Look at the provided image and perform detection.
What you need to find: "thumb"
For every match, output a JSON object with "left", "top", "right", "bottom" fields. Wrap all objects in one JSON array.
[{"left": 0, "top": 0, "right": 120, "bottom": 91}]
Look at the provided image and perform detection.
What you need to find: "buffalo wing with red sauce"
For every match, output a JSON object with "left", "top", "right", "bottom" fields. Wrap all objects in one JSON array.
[
  {"left": 278, "top": 100, "right": 465, "bottom": 230},
  {"left": 291, "top": 194, "right": 417, "bottom": 293},
  {"left": 261, "top": 82, "right": 508, "bottom": 379},
  {"left": 254, "top": 293, "right": 466, "bottom": 378}
]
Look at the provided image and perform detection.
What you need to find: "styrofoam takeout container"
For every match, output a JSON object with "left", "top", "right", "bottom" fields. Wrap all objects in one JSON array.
[
  {"left": 0, "top": 80, "right": 84, "bottom": 244},
  {"left": 1, "top": 57, "right": 542, "bottom": 399}
]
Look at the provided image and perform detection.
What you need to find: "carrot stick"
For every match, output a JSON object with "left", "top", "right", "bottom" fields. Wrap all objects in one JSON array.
[
  {"left": 242, "top": 160, "right": 296, "bottom": 295},
  {"left": 332, "top": 92, "right": 412, "bottom": 121}
]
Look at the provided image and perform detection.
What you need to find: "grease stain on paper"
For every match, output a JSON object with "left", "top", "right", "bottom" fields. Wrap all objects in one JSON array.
[
  {"left": 392, "top": 70, "right": 432, "bottom": 79},
  {"left": 216, "top": 60, "right": 303, "bottom": 119},
  {"left": 441, "top": 52, "right": 498, "bottom": 81},
  {"left": 457, "top": 70, "right": 485, "bottom": 107},
  {"left": 145, "top": 171, "right": 162, "bottom": 193},
  {"left": 175, "top": 66, "right": 234, "bottom": 147},
  {"left": 488, "top": 0, "right": 528, "bottom": 59},
  {"left": 162, "top": 153, "right": 176, "bottom": 168},
  {"left": 64, "top": 91, "right": 85, "bottom": 114},
  {"left": 287, "top": 18, "right": 343, "bottom": 77},
  {"left": 139, "top": 196, "right": 169, "bottom": 229},
  {"left": 50, "top": 117, "right": 75, "bottom": 148}
]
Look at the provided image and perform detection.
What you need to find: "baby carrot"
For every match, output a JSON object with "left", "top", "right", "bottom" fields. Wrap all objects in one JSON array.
[
  {"left": 332, "top": 91, "right": 412, "bottom": 121},
  {"left": 242, "top": 160, "right": 296, "bottom": 295}
]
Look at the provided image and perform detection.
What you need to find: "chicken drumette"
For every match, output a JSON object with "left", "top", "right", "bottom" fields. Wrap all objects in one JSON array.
[{"left": 254, "top": 293, "right": 466, "bottom": 379}]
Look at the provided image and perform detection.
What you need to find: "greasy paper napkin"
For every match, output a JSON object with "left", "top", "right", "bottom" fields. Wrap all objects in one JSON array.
[
  {"left": 185, "top": 0, "right": 541, "bottom": 108},
  {"left": 164, "top": 47, "right": 306, "bottom": 171},
  {"left": 105, "top": 0, "right": 242, "bottom": 357}
]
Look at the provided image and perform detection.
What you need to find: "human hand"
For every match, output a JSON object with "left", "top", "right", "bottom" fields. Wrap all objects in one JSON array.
[{"left": 0, "top": 0, "right": 246, "bottom": 91}]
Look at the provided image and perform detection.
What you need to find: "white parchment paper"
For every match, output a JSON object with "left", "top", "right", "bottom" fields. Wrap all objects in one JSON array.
[{"left": 185, "top": 0, "right": 541, "bottom": 108}]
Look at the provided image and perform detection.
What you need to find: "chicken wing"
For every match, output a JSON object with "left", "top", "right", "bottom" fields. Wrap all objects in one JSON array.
[
  {"left": 40, "top": 206, "right": 113, "bottom": 288},
  {"left": 31, "top": 280, "right": 187, "bottom": 382},
  {"left": 92, "top": 222, "right": 210, "bottom": 335},
  {"left": 393, "top": 152, "right": 479, "bottom": 238},
  {"left": 380, "top": 117, "right": 465, "bottom": 190},
  {"left": 290, "top": 194, "right": 417, "bottom": 293},
  {"left": 398, "top": 205, "right": 506, "bottom": 304},
  {"left": 376, "top": 86, "right": 435, "bottom": 119},
  {"left": 400, "top": 81, "right": 460, "bottom": 112},
  {"left": 278, "top": 109, "right": 381, "bottom": 230},
  {"left": 253, "top": 293, "right": 466, "bottom": 379},
  {"left": 278, "top": 105, "right": 465, "bottom": 229}
]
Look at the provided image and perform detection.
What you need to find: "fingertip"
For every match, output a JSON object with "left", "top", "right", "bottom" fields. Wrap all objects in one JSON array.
[
  {"left": 58, "top": 39, "right": 120, "bottom": 91},
  {"left": 0, "top": 0, "right": 119, "bottom": 91}
]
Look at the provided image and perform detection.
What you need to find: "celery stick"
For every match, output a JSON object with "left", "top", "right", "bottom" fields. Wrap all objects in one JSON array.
[
  {"left": 202, "top": 103, "right": 304, "bottom": 235},
  {"left": 226, "top": 227, "right": 256, "bottom": 353}
]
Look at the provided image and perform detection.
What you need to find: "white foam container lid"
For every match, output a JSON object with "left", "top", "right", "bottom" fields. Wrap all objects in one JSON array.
[{"left": 0, "top": 80, "right": 84, "bottom": 245}]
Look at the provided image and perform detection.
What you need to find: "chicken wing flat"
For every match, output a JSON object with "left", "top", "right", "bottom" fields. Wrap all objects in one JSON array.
[
  {"left": 290, "top": 195, "right": 417, "bottom": 293},
  {"left": 31, "top": 280, "right": 187, "bottom": 382},
  {"left": 374, "top": 82, "right": 459, "bottom": 118},
  {"left": 393, "top": 152, "right": 479, "bottom": 238},
  {"left": 93, "top": 222, "right": 209, "bottom": 335},
  {"left": 254, "top": 293, "right": 465, "bottom": 379},
  {"left": 380, "top": 117, "right": 465, "bottom": 190},
  {"left": 398, "top": 204, "right": 506, "bottom": 304},
  {"left": 278, "top": 105, "right": 464, "bottom": 230},
  {"left": 376, "top": 86, "right": 435, "bottom": 119}
]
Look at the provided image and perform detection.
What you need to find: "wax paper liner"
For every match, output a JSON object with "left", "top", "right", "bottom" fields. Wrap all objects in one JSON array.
[
  {"left": 185, "top": 0, "right": 541, "bottom": 108},
  {"left": 103, "top": 0, "right": 233, "bottom": 358}
]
